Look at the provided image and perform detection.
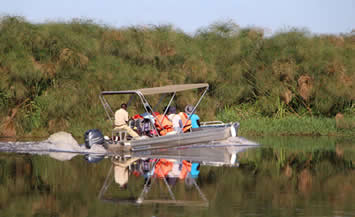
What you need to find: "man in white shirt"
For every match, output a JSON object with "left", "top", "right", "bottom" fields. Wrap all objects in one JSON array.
[{"left": 113, "top": 103, "right": 139, "bottom": 139}]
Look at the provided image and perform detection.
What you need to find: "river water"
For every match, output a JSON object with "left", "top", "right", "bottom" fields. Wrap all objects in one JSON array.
[{"left": 0, "top": 136, "right": 354, "bottom": 217}]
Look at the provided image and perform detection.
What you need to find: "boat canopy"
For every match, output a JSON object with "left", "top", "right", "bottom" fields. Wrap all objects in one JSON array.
[
  {"left": 99, "top": 83, "right": 209, "bottom": 135},
  {"left": 101, "top": 83, "right": 208, "bottom": 96}
]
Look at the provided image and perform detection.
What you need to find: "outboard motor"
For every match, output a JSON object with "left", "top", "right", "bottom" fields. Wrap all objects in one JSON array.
[
  {"left": 84, "top": 129, "right": 104, "bottom": 149},
  {"left": 231, "top": 122, "right": 240, "bottom": 137}
]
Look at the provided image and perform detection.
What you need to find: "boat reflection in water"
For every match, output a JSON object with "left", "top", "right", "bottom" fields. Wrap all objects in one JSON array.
[
  {"left": 0, "top": 130, "right": 259, "bottom": 207},
  {"left": 98, "top": 136, "right": 259, "bottom": 207}
]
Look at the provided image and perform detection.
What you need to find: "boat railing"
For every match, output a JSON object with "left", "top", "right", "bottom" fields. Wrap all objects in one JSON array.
[
  {"left": 200, "top": 121, "right": 224, "bottom": 125},
  {"left": 200, "top": 121, "right": 227, "bottom": 127}
]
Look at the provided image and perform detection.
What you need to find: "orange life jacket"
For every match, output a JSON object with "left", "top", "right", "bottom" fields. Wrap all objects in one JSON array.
[
  {"left": 155, "top": 114, "right": 173, "bottom": 135},
  {"left": 179, "top": 160, "right": 192, "bottom": 179},
  {"left": 178, "top": 112, "right": 192, "bottom": 132},
  {"left": 154, "top": 159, "right": 173, "bottom": 178}
]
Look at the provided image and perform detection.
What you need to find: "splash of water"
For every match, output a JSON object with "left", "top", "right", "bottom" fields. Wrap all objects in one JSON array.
[{"left": 0, "top": 131, "right": 107, "bottom": 161}]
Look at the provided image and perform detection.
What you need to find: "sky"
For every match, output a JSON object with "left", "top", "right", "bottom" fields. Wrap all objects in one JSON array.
[{"left": 1, "top": 0, "right": 354, "bottom": 35}]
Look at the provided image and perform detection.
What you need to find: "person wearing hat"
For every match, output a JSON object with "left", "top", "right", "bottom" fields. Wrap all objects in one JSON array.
[{"left": 185, "top": 105, "right": 200, "bottom": 129}]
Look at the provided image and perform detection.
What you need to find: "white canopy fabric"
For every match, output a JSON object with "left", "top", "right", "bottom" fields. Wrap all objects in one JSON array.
[
  {"left": 138, "top": 83, "right": 208, "bottom": 95},
  {"left": 101, "top": 83, "right": 208, "bottom": 95}
]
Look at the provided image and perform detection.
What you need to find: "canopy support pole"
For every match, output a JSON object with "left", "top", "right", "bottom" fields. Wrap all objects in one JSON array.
[
  {"left": 161, "top": 92, "right": 176, "bottom": 120},
  {"left": 179, "top": 86, "right": 209, "bottom": 133},
  {"left": 191, "top": 174, "right": 208, "bottom": 203},
  {"left": 98, "top": 164, "right": 114, "bottom": 199},
  {"left": 99, "top": 95, "right": 114, "bottom": 124},
  {"left": 137, "top": 160, "right": 159, "bottom": 203}
]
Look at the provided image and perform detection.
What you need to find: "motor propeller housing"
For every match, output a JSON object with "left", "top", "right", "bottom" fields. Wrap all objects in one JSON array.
[{"left": 84, "top": 129, "right": 105, "bottom": 149}]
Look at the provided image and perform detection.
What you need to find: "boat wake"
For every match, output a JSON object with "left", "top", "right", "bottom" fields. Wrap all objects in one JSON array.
[{"left": 0, "top": 131, "right": 107, "bottom": 161}]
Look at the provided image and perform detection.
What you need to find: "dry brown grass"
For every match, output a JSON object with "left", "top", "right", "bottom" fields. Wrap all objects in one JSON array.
[
  {"left": 335, "top": 112, "right": 355, "bottom": 129},
  {"left": 48, "top": 118, "right": 69, "bottom": 134},
  {"left": 284, "top": 164, "right": 293, "bottom": 177},
  {"left": 335, "top": 112, "right": 345, "bottom": 128},
  {"left": 272, "top": 60, "right": 298, "bottom": 83},
  {"left": 0, "top": 98, "right": 30, "bottom": 137},
  {"left": 335, "top": 144, "right": 344, "bottom": 158},
  {"left": 58, "top": 48, "right": 89, "bottom": 69},
  {"left": 297, "top": 75, "right": 313, "bottom": 101},
  {"left": 102, "top": 30, "right": 123, "bottom": 41},
  {"left": 327, "top": 61, "right": 345, "bottom": 76},
  {"left": 182, "top": 58, "right": 210, "bottom": 82},
  {"left": 325, "top": 35, "right": 345, "bottom": 47},
  {"left": 247, "top": 29, "right": 263, "bottom": 40},
  {"left": 31, "top": 57, "right": 57, "bottom": 78},
  {"left": 0, "top": 116, "right": 17, "bottom": 137},
  {"left": 338, "top": 70, "right": 353, "bottom": 91},
  {"left": 281, "top": 89, "right": 293, "bottom": 104},
  {"left": 298, "top": 169, "right": 312, "bottom": 194}
]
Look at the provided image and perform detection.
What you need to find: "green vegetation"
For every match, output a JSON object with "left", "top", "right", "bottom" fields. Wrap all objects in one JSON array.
[
  {"left": 217, "top": 104, "right": 355, "bottom": 136},
  {"left": 0, "top": 16, "right": 354, "bottom": 139}
]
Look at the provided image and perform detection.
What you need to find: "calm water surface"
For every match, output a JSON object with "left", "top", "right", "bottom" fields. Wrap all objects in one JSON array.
[{"left": 0, "top": 136, "right": 354, "bottom": 217}]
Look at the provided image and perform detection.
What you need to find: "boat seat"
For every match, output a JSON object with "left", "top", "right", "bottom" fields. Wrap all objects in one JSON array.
[{"left": 112, "top": 129, "right": 128, "bottom": 143}]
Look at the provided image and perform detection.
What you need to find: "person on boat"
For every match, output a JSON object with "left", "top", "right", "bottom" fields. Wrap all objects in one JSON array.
[
  {"left": 167, "top": 106, "right": 183, "bottom": 133},
  {"left": 113, "top": 103, "right": 140, "bottom": 139},
  {"left": 185, "top": 105, "right": 200, "bottom": 129},
  {"left": 141, "top": 105, "right": 156, "bottom": 124},
  {"left": 178, "top": 111, "right": 192, "bottom": 132}
]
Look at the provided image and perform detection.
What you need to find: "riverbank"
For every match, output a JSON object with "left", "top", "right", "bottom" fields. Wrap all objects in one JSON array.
[
  {"left": 238, "top": 116, "right": 355, "bottom": 136},
  {"left": 1, "top": 111, "right": 354, "bottom": 140},
  {"left": 218, "top": 105, "right": 355, "bottom": 136}
]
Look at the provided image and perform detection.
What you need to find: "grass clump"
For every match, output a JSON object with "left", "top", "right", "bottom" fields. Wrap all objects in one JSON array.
[{"left": 217, "top": 104, "right": 354, "bottom": 136}]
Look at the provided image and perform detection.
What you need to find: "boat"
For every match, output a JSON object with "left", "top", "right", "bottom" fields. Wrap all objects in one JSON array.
[{"left": 96, "top": 83, "right": 247, "bottom": 153}]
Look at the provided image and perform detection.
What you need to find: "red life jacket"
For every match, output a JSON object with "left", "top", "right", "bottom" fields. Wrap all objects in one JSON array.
[{"left": 132, "top": 114, "right": 144, "bottom": 120}]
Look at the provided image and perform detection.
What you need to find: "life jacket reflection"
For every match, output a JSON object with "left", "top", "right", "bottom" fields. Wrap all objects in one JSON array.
[
  {"left": 154, "top": 159, "right": 173, "bottom": 178},
  {"left": 179, "top": 160, "right": 192, "bottom": 179}
]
